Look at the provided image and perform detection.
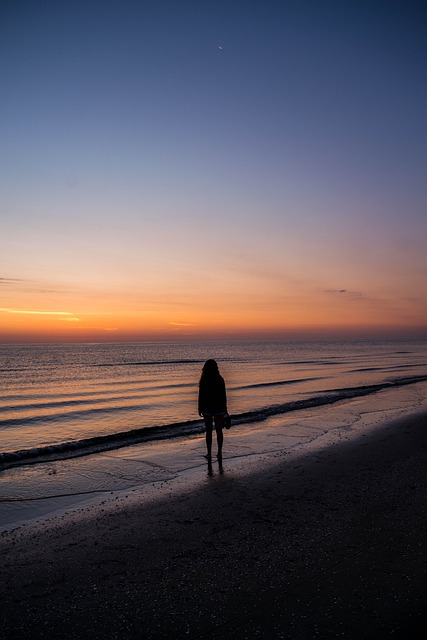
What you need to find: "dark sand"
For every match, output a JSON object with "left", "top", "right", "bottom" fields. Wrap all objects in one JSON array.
[{"left": 1, "top": 411, "right": 426, "bottom": 639}]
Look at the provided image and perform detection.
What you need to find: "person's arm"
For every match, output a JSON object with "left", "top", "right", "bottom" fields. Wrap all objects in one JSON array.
[
  {"left": 198, "top": 381, "right": 204, "bottom": 416},
  {"left": 221, "top": 377, "right": 228, "bottom": 414}
]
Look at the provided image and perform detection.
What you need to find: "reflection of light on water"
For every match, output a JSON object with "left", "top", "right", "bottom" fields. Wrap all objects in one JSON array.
[
  {"left": 2, "top": 340, "right": 427, "bottom": 458},
  {"left": 1, "top": 381, "right": 426, "bottom": 533},
  {"left": 0, "top": 453, "right": 175, "bottom": 501}
]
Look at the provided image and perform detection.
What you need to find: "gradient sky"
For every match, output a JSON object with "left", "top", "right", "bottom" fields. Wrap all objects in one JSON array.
[{"left": 1, "top": 0, "right": 427, "bottom": 342}]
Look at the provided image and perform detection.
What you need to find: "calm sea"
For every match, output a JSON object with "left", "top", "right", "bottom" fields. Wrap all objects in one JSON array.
[{"left": 1, "top": 340, "right": 427, "bottom": 468}]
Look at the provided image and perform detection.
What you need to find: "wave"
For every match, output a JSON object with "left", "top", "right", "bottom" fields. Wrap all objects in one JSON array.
[
  {"left": 1, "top": 381, "right": 193, "bottom": 405},
  {"left": 233, "top": 377, "right": 322, "bottom": 390},
  {"left": 0, "top": 384, "right": 193, "bottom": 414},
  {"left": 0, "top": 402, "right": 154, "bottom": 429},
  {"left": 0, "top": 379, "right": 321, "bottom": 430},
  {"left": 2, "top": 373, "right": 427, "bottom": 470},
  {"left": 281, "top": 359, "right": 350, "bottom": 366},
  {"left": 351, "top": 363, "right": 426, "bottom": 373},
  {"left": 92, "top": 359, "right": 205, "bottom": 367}
]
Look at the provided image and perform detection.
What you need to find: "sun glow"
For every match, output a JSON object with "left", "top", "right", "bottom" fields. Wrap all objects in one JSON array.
[
  {"left": 0, "top": 308, "right": 74, "bottom": 316},
  {"left": 1, "top": 290, "right": 425, "bottom": 342}
]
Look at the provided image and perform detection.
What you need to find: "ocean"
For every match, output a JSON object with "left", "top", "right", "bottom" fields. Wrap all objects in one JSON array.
[
  {"left": 2, "top": 339, "right": 427, "bottom": 528},
  {"left": 2, "top": 339, "right": 427, "bottom": 466}
]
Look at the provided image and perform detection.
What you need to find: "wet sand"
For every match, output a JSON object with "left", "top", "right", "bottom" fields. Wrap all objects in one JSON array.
[{"left": 1, "top": 409, "right": 426, "bottom": 639}]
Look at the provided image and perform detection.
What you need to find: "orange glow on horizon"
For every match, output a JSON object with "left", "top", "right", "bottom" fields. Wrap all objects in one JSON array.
[
  {"left": 1, "top": 301, "right": 426, "bottom": 343},
  {"left": 1, "top": 267, "right": 426, "bottom": 343}
]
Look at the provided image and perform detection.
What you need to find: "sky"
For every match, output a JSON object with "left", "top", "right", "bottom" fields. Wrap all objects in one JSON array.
[{"left": 1, "top": 0, "right": 427, "bottom": 342}]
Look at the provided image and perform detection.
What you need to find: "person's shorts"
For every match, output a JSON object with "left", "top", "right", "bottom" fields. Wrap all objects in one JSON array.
[{"left": 202, "top": 411, "right": 227, "bottom": 418}]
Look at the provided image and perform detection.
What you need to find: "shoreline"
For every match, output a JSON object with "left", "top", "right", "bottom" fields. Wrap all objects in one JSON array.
[
  {"left": 1, "top": 381, "right": 426, "bottom": 533},
  {"left": 1, "top": 396, "right": 426, "bottom": 638},
  {"left": 3, "top": 372, "right": 427, "bottom": 473}
]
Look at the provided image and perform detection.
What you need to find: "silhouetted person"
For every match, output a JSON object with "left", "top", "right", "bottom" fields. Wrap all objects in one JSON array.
[{"left": 198, "top": 359, "right": 228, "bottom": 461}]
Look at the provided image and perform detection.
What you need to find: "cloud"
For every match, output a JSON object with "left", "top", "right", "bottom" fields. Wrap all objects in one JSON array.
[
  {"left": 68, "top": 325, "right": 118, "bottom": 332},
  {"left": 0, "top": 308, "right": 74, "bottom": 316},
  {"left": 326, "top": 289, "right": 364, "bottom": 298},
  {"left": 324, "top": 289, "right": 393, "bottom": 310},
  {"left": 168, "top": 322, "right": 195, "bottom": 327},
  {"left": 0, "top": 276, "right": 77, "bottom": 295}
]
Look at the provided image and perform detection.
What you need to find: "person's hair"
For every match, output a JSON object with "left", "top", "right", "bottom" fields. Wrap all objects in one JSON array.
[{"left": 200, "top": 359, "right": 220, "bottom": 381}]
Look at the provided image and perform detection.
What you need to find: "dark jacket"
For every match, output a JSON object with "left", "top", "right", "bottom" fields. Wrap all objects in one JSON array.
[{"left": 198, "top": 374, "right": 227, "bottom": 415}]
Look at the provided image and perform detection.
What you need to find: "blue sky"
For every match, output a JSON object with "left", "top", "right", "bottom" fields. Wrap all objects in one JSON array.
[{"left": 1, "top": 0, "right": 427, "bottom": 340}]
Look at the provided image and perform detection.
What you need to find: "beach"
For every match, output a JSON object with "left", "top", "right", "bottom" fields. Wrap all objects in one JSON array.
[
  {"left": 2, "top": 0, "right": 427, "bottom": 635},
  {"left": 1, "top": 395, "right": 426, "bottom": 639}
]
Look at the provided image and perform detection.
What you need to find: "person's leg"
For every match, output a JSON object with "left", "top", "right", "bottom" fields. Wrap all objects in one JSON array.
[
  {"left": 214, "top": 414, "right": 224, "bottom": 458},
  {"left": 203, "top": 416, "right": 213, "bottom": 458}
]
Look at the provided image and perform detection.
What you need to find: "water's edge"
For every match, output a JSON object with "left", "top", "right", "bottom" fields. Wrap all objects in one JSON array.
[{"left": 2, "top": 373, "right": 427, "bottom": 471}]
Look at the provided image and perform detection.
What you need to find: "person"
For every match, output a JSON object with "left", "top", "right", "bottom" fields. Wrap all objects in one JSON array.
[{"left": 198, "top": 359, "right": 228, "bottom": 461}]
